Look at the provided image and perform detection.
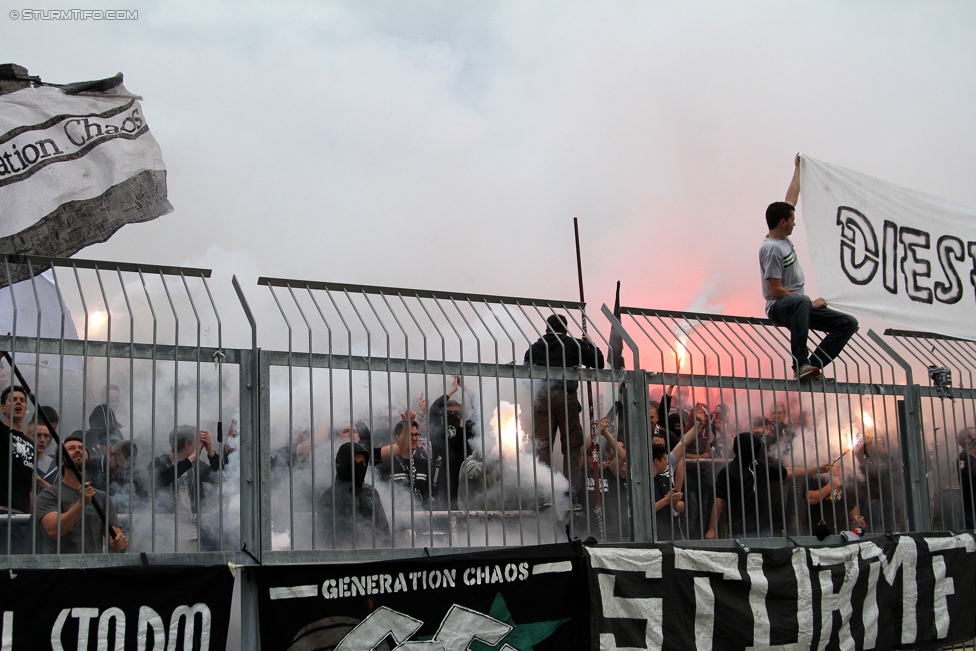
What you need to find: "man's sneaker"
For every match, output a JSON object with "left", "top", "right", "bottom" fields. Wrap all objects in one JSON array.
[{"left": 794, "top": 365, "right": 821, "bottom": 381}]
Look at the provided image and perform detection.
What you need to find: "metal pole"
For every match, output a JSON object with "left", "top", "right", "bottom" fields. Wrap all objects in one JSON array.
[{"left": 573, "top": 218, "right": 605, "bottom": 540}]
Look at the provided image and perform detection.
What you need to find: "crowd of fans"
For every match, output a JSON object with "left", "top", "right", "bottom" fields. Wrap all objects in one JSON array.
[{"left": 0, "top": 367, "right": 238, "bottom": 555}]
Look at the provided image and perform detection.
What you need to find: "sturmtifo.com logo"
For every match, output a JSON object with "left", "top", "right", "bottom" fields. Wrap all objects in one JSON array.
[{"left": 9, "top": 9, "right": 138, "bottom": 20}]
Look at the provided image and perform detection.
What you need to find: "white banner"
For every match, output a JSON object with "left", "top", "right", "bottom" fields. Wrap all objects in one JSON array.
[
  {"left": 800, "top": 155, "right": 976, "bottom": 340},
  {"left": 0, "top": 74, "right": 172, "bottom": 272}
]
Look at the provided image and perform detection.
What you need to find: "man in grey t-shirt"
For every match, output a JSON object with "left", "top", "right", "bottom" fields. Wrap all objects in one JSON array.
[
  {"left": 36, "top": 434, "right": 128, "bottom": 554},
  {"left": 761, "top": 154, "right": 858, "bottom": 380}
]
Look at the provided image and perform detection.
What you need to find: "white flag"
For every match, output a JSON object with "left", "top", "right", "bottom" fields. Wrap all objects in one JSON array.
[
  {"left": 800, "top": 155, "right": 976, "bottom": 341},
  {"left": 0, "top": 271, "right": 83, "bottom": 373},
  {"left": 0, "top": 71, "right": 172, "bottom": 280}
]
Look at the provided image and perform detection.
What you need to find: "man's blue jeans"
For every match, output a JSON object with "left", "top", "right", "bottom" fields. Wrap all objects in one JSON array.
[
  {"left": 0, "top": 518, "right": 31, "bottom": 555},
  {"left": 767, "top": 294, "right": 858, "bottom": 370}
]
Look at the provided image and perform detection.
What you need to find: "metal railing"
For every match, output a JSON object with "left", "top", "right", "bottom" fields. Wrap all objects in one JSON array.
[
  {"left": 615, "top": 306, "right": 925, "bottom": 545},
  {"left": 248, "top": 276, "right": 629, "bottom": 561},
  {"left": 2, "top": 254, "right": 975, "bottom": 647},
  {"left": 5, "top": 258, "right": 976, "bottom": 564},
  {"left": 5, "top": 257, "right": 975, "bottom": 561},
  {"left": 882, "top": 329, "right": 976, "bottom": 534}
]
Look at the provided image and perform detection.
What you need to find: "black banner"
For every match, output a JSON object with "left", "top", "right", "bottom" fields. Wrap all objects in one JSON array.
[
  {"left": 0, "top": 565, "right": 234, "bottom": 650},
  {"left": 588, "top": 533, "right": 976, "bottom": 650},
  {"left": 253, "top": 542, "right": 588, "bottom": 650}
]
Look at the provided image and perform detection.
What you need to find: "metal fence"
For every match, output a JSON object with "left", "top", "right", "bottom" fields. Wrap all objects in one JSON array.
[
  {"left": 616, "top": 307, "right": 929, "bottom": 546},
  {"left": 2, "top": 254, "right": 975, "bottom": 646},
  {"left": 0, "top": 254, "right": 246, "bottom": 564},
  {"left": 250, "top": 276, "right": 628, "bottom": 561}
]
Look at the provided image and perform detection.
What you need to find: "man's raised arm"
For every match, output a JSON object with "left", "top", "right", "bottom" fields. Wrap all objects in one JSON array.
[{"left": 785, "top": 153, "right": 801, "bottom": 206}]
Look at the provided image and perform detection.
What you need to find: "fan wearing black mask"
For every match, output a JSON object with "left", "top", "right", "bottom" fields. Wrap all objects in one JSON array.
[
  {"left": 428, "top": 375, "right": 477, "bottom": 508},
  {"left": 706, "top": 432, "right": 828, "bottom": 539},
  {"left": 317, "top": 442, "right": 391, "bottom": 549}
]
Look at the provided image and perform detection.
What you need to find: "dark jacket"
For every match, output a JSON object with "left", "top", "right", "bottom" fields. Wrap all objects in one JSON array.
[
  {"left": 317, "top": 442, "right": 391, "bottom": 549},
  {"left": 523, "top": 332, "right": 605, "bottom": 392},
  {"left": 427, "top": 394, "right": 476, "bottom": 505},
  {"left": 960, "top": 451, "right": 976, "bottom": 529},
  {"left": 376, "top": 449, "right": 431, "bottom": 504},
  {"left": 715, "top": 433, "right": 789, "bottom": 537},
  {"left": 88, "top": 403, "right": 122, "bottom": 435},
  {"left": 151, "top": 451, "right": 220, "bottom": 514}
]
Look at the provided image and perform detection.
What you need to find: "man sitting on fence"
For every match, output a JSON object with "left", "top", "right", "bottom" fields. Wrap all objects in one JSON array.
[
  {"left": 760, "top": 154, "right": 858, "bottom": 380},
  {"left": 36, "top": 434, "right": 128, "bottom": 554}
]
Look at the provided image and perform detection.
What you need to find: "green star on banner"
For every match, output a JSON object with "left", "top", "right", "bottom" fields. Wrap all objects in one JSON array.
[{"left": 470, "top": 593, "right": 570, "bottom": 651}]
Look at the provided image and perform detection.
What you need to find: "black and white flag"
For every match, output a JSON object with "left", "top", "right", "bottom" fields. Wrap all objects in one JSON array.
[
  {"left": 253, "top": 543, "right": 589, "bottom": 650},
  {"left": 0, "top": 68, "right": 172, "bottom": 281},
  {"left": 588, "top": 534, "right": 976, "bottom": 650},
  {"left": 0, "top": 565, "right": 235, "bottom": 650}
]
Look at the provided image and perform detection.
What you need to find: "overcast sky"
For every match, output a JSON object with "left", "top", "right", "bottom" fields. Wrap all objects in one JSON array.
[{"left": 6, "top": 1, "right": 976, "bottom": 334}]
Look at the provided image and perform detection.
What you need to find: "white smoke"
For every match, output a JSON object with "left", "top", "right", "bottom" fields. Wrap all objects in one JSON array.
[{"left": 452, "top": 400, "right": 571, "bottom": 547}]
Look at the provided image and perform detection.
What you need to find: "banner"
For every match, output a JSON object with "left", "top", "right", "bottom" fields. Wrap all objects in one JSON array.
[
  {"left": 588, "top": 533, "right": 976, "bottom": 650},
  {"left": 253, "top": 542, "right": 589, "bottom": 650},
  {"left": 800, "top": 155, "right": 976, "bottom": 340},
  {"left": 0, "top": 565, "right": 235, "bottom": 650},
  {"left": 0, "top": 71, "right": 172, "bottom": 281}
]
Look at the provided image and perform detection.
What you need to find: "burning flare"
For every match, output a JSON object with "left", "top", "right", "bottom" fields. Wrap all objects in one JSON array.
[
  {"left": 490, "top": 401, "right": 523, "bottom": 458},
  {"left": 829, "top": 414, "right": 869, "bottom": 469},
  {"left": 862, "top": 411, "right": 874, "bottom": 430},
  {"left": 674, "top": 338, "right": 690, "bottom": 371}
]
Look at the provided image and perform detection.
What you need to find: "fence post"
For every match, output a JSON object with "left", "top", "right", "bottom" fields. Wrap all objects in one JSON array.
[
  {"left": 626, "top": 370, "right": 655, "bottom": 542},
  {"left": 898, "top": 385, "right": 933, "bottom": 532},
  {"left": 868, "top": 330, "right": 932, "bottom": 532},
  {"left": 602, "top": 304, "right": 655, "bottom": 542},
  {"left": 238, "top": 346, "right": 263, "bottom": 649}
]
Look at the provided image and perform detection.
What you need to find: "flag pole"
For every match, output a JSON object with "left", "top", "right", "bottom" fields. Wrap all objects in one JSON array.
[{"left": 573, "top": 218, "right": 605, "bottom": 540}]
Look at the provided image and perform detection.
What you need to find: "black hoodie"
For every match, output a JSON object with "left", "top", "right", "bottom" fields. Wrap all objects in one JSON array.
[
  {"left": 317, "top": 442, "right": 391, "bottom": 549},
  {"left": 714, "top": 433, "right": 789, "bottom": 537}
]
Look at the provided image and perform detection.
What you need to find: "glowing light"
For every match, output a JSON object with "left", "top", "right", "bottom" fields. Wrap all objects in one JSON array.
[
  {"left": 674, "top": 338, "right": 690, "bottom": 371},
  {"left": 86, "top": 310, "right": 108, "bottom": 335},
  {"left": 828, "top": 428, "right": 861, "bottom": 469},
  {"left": 490, "top": 401, "right": 523, "bottom": 457},
  {"left": 862, "top": 411, "right": 874, "bottom": 429}
]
